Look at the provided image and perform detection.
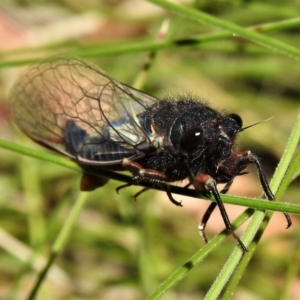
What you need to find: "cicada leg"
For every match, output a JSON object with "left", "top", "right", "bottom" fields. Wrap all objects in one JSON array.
[
  {"left": 116, "top": 185, "right": 149, "bottom": 201},
  {"left": 120, "top": 158, "right": 183, "bottom": 206},
  {"left": 198, "top": 180, "right": 233, "bottom": 244},
  {"left": 217, "top": 151, "right": 292, "bottom": 229},
  {"left": 192, "top": 173, "right": 248, "bottom": 253}
]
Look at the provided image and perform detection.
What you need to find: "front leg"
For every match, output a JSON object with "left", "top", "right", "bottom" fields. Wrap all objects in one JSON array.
[
  {"left": 198, "top": 179, "right": 234, "bottom": 244},
  {"left": 217, "top": 150, "right": 274, "bottom": 199},
  {"left": 217, "top": 150, "right": 291, "bottom": 228},
  {"left": 192, "top": 173, "right": 247, "bottom": 252}
]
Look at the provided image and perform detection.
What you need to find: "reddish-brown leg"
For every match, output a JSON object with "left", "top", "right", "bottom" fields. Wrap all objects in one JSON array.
[
  {"left": 198, "top": 180, "right": 233, "bottom": 244},
  {"left": 217, "top": 151, "right": 291, "bottom": 228},
  {"left": 193, "top": 173, "right": 248, "bottom": 252},
  {"left": 118, "top": 158, "right": 183, "bottom": 206}
]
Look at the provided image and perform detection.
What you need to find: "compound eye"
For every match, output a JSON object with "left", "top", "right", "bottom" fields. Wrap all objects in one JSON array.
[
  {"left": 182, "top": 127, "right": 203, "bottom": 150},
  {"left": 228, "top": 113, "right": 243, "bottom": 128}
]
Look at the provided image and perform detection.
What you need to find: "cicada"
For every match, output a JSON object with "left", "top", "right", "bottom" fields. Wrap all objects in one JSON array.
[{"left": 10, "top": 58, "right": 291, "bottom": 252}]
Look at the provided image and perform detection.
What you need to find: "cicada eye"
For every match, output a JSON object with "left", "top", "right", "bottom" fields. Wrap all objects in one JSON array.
[
  {"left": 228, "top": 113, "right": 243, "bottom": 128},
  {"left": 182, "top": 127, "right": 203, "bottom": 150}
]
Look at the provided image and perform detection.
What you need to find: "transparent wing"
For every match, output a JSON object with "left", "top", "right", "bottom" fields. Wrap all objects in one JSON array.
[{"left": 10, "top": 58, "right": 159, "bottom": 165}]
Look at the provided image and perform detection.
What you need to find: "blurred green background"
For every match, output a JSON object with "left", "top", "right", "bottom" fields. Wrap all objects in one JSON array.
[{"left": 0, "top": 1, "right": 299, "bottom": 299}]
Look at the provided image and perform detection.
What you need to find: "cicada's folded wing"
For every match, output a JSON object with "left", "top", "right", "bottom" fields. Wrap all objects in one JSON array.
[{"left": 10, "top": 58, "right": 159, "bottom": 165}]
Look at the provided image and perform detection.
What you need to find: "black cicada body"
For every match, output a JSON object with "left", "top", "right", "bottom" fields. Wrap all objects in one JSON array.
[{"left": 10, "top": 58, "right": 291, "bottom": 252}]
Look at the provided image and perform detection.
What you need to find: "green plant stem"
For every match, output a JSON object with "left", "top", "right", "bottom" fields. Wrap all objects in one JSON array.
[
  {"left": 1, "top": 16, "right": 300, "bottom": 68},
  {"left": 278, "top": 232, "right": 300, "bottom": 300},
  {"left": 146, "top": 208, "right": 254, "bottom": 300},
  {"left": 1, "top": 138, "right": 299, "bottom": 215},
  {"left": 19, "top": 155, "right": 46, "bottom": 248},
  {"left": 147, "top": 0, "right": 300, "bottom": 59},
  {"left": 27, "top": 192, "right": 89, "bottom": 300},
  {"left": 271, "top": 109, "right": 300, "bottom": 195},
  {"left": 220, "top": 211, "right": 269, "bottom": 300}
]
